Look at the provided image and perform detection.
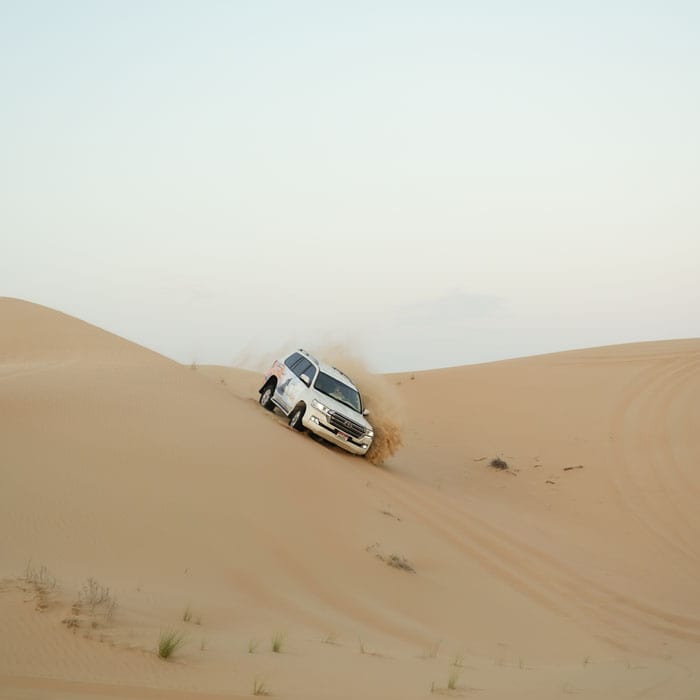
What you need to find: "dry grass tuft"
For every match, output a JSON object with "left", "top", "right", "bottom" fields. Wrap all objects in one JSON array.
[
  {"left": 252, "top": 676, "right": 269, "bottom": 696},
  {"left": 421, "top": 639, "right": 441, "bottom": 659},
  {"left": 447, "top": 664, "right": 461, "bottom": 690},
  {"left": 322, "top": 631, "right": 340, "bottom": 645},
  {"left": 23, "top": 562, "right": 57, "bottom": 591},
  {"left": 430, "top": 657, "right": 463, "bottom": 694},
  {"left": 23, "top": 561, "right": 57, "bottom": 612},
  {"left": 182, "top": 603, "right": 192, "bottom": 622}
]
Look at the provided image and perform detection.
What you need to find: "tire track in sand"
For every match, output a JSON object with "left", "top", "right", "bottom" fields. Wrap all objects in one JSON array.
[
  {"left": 609, "top": 354, "right": 700, "bottom": 564},
  {"left": 369, "top": 356, "right": 700, "bottom": 652}
]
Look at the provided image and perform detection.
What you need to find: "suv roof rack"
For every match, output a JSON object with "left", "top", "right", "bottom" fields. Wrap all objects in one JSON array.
[
  {"left": 298, "top": 349, "right": 353, "bottom": 384},
  {"left": 332, "top": 366, "right": 351, "bottom": 381},
  {"left": 298, "top": 348, "right": 319, "bottom": 366}
]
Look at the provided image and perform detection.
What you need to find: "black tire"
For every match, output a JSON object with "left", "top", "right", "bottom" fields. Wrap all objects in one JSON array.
[
  {"left": 289, "top": 405, "right": 305, "bottom": 432},
  {"left": 259, "top": 382, "right": 276, "bottom": 411}
]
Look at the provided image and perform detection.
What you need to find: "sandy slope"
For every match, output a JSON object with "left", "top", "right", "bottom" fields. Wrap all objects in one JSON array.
[{"left": 1, "top": 298, "right": 699, "bottom": 699}]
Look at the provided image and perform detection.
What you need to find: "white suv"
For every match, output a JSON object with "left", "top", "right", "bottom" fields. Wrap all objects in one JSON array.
[{"left": 258, "top": 349, "right": 374, "bottom": 456}]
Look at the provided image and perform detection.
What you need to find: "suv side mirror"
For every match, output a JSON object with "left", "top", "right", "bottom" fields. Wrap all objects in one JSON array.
[
  {"left": 362, "top": 408, "right": 370, "bottom": 416},
  {"left": 300, "top": 373, "right": 311, "bottom": 387}
]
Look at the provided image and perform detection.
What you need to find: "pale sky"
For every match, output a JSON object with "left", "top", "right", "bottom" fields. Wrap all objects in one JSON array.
[{"left": 2, "top": 1, "right": 698, "bottom": 371}]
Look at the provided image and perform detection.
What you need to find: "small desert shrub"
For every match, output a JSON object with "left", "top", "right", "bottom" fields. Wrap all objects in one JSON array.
[
  {"left": 158, "top": 629, "right": 185, "bottom": 659},
  {"left": 489, "top": 457, "right": 508, "bottom": 470},
  {"left": 182, "top": 604, "right": 192, "bottom": 622},
  {"left": 386, "top": 553, "right": 415, "bottom": 573},
  {"left": 248, "top": 638, "right": 259, "bottom": 653},
  {"left": 79, "top": 577, "right": 117, "bottom": 621},
  {"left": 367, "top": 544, "right": 415, "bottom": 573},
  {"left": 271, "top": 632, "right": 285, "bottom": 653}
]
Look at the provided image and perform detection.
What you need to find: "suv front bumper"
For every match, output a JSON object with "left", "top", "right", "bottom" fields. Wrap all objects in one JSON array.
[{"left": 302, "top": 406, "right": 373, "bottom": 456}]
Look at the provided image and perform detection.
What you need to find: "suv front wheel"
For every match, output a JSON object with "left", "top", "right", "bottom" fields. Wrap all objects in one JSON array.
[{"left": 289, "top": 405, "right": 305, "bottom": 432}]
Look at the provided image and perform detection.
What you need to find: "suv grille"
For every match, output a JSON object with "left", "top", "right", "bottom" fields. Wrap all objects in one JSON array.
[{"left": 329, "top": 412, "right": 365, "bottom": 439}]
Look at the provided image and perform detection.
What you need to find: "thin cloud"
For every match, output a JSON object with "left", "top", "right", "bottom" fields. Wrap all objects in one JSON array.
[{"left": 393, "top": 291, "right": 505, "bottom": 327}]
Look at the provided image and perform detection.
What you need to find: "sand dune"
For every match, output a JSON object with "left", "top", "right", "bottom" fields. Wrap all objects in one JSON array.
[{"left": 1, "top": 297, "right": 699, "bottom": 699}]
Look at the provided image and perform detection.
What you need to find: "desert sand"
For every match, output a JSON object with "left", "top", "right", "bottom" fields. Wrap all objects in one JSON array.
[{"left": 1, "top": 297, "right": 699, "bottom": 699}]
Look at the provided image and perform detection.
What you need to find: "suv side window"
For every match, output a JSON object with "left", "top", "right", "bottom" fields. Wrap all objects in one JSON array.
[
  {"left": 291, "top": 358, "right": 311, "bottom": 377},
  {"left": 285, "top": 352, "right": 303, "bottom": 369},
  {"left": 296, "top": 361, "right": 317, "bottom": 384}
]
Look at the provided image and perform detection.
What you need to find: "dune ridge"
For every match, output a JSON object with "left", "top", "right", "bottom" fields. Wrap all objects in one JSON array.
[{"left": 1, "top": 298, "right": 699, "bottom": 699}]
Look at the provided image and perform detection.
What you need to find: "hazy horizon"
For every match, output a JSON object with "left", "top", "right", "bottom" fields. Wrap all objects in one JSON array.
[{"left": 3, "top": 2, "right": 698, "bottom": 371}]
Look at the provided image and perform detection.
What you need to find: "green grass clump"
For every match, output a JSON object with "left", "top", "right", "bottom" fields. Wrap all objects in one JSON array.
[
  {"left": 157, "top": 629, "right": 185, "bottom": 659},
  {"left": 271, "top": 631, "right": 285, "bottom": 653}
]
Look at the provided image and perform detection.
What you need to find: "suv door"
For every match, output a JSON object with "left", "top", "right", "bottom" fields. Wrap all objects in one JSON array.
[
  {"left": 278, "top": 357, "right": 314, "bottom": 413},
  {"left": 275, "top": 354, "right": 315, "bottom": 413},
  {"left": 273, "top": 353, "right": 302, "bottom": 413}
]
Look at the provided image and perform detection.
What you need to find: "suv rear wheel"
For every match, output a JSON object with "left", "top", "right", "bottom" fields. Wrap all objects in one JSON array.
[{"left": 259, "top": 382, "right": 276, "bottom": 411}]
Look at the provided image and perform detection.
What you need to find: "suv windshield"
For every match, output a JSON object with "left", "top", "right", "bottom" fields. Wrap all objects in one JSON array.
[{"left": 315, "top": 372, "right": 362, "bottom": 413}]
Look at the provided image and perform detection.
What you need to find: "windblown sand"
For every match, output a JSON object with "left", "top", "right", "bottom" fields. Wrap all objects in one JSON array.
[{"left": 1, "top": 297, "right": 699, "bottom": 699}]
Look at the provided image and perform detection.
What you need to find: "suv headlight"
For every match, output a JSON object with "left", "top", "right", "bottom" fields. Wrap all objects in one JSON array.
[
  {"left": 366, "top": 429, "right": 374, "bottom": 438},
  {"left": 312, "top": 399, "right": 332, "bottom": 415}
]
